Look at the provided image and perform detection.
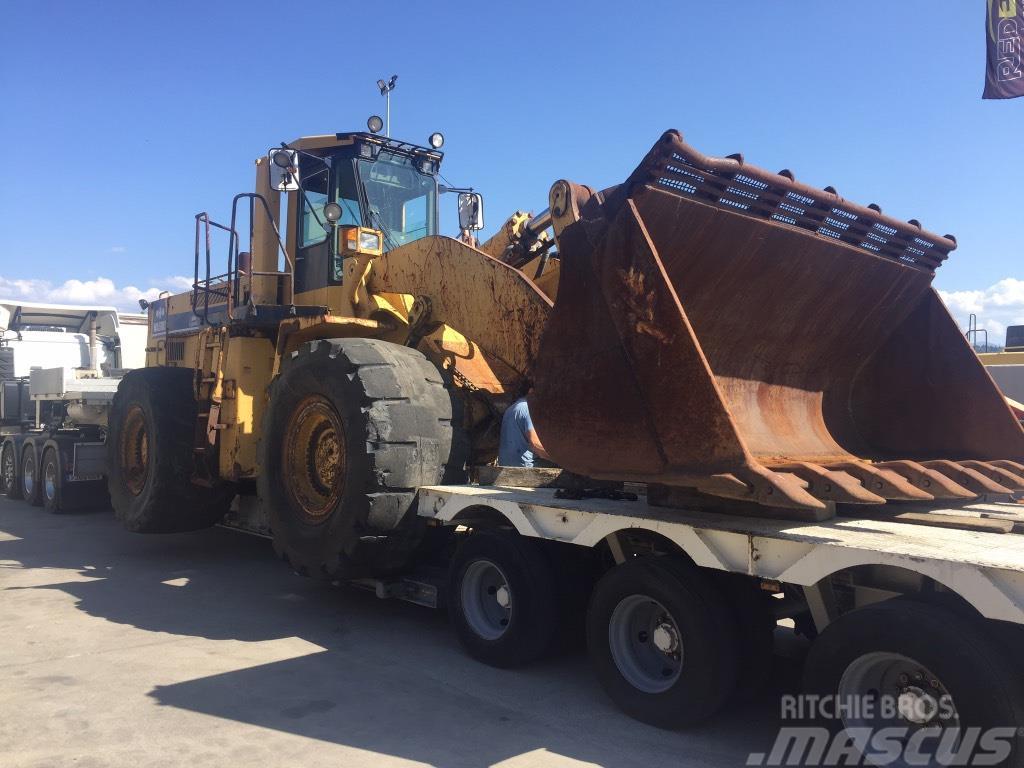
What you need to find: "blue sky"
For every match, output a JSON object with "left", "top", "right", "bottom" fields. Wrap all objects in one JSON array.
[{"left": 1, "top": 1, "right": 1021, "bottom": 339}]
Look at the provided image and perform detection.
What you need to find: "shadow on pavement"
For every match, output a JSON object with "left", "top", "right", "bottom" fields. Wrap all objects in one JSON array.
[{"left": 1, "top": 497, "right": 802, "bottom": 768}]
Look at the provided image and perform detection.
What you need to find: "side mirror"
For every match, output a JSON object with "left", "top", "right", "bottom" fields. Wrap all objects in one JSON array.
[
  {"left": 267, "top": 148, "right": 300, "bottom": 192},
  {"left": 457, "top": 192, "right": 484, "bottom": 232}
]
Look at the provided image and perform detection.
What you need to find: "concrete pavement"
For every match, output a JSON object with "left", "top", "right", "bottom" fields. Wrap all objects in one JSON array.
[{"left": 0, "top": 496, "right": 796, "bottom": 768}]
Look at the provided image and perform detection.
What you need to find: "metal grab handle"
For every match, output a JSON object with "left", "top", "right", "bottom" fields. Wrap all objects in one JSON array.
[
  {"left": 191, "top": 192, "right": 295, "bottom": 324},
  {"left": 193, "top": 212, "right": 238, "bottom": 323}
]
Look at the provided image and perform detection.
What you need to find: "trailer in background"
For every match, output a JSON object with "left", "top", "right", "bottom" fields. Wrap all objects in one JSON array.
[
  {"left": 980, "top": 325, "right": 1024, "bottom": 423},
  {"left": 0, "top": 301, "right": 147, "bottom": 511}
]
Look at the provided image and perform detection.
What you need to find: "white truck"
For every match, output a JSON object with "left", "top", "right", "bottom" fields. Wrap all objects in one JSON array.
[{"left": 0, "top": 300, "right": 147, "bottom": 510}]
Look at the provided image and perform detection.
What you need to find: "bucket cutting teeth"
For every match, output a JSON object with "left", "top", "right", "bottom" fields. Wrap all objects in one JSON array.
[
  {"left": 687, "top": 465, "right": 827, "bottom": 511},
  {"left": 991, "top": 459, "right": 1024, "bottom": 477},
  {"left": 987, "top": 460, "right": 1024, "bottom": 479},
  {"left": 849, "top": 461, "right": 977, "bottom": 500},
  {"left": 920, "top": 460, "right": 1013, "bottom": 495},
  {"left": 950, "top": 461, "right": 1024, "bottom": 491},
  {"left": 826, "top": 461, "right": 934, "bottom": 501},
  {"left": 769, "top": 462, "right": 886, "bottom": 504}
]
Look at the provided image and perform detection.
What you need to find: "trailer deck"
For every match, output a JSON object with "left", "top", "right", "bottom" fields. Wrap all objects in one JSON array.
[{"left": 418, "top": 485, "right": 1024, "bottom": 623}]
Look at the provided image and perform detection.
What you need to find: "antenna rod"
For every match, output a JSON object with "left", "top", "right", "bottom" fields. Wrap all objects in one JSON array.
[{"left": 376, "top": 75, "right": 398, "bottom": 137}]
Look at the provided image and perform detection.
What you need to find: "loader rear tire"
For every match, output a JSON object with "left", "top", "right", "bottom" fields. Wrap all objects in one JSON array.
[
  {"left": 587, "top": 557, "right": 740, "bottom": 729},
  {"left": 260, "top": 338, "right": 459, "bottom": 578},
  {"left": 107, "top": 368, "right": 234, "bottom": 532}
]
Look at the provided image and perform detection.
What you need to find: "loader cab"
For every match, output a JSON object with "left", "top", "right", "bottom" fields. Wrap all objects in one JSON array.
[{"left": 291, "top": 134, "right": 442, "bottom": 295}]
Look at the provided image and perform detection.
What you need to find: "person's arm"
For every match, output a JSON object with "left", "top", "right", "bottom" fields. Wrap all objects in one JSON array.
[
  {"left": 526, "top": 426, "right": 549, "bottom": 460},
  {"left": 520, "top": 398, "right": 550, "bottom": 459}
]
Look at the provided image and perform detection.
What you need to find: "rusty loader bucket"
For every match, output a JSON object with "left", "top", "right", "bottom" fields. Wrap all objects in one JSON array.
[{"left": 532, "top": 131, "right": 1024, "bottom": 515}]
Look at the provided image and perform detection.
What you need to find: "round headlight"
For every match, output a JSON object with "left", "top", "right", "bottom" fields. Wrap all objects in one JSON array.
[
  {"left": 428, "top": 132, "right": 444, "bottom": 149},
  {"left": 367, "top": 115, "right": 384, "bottom": 134},
  {"left": 271, "top": 149, "right": 293, "bottom": 169},
  {"left": 323, "top": 202, "right": 342, "bottom": 224}
]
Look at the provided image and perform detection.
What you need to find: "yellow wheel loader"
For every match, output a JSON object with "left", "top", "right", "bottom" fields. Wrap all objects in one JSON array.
[
  {"left": 107, "top": 126, "right": 1024, "bottom": 580},
  {"left": 108, "top": 128, "right": 552, "bottom": 576}
]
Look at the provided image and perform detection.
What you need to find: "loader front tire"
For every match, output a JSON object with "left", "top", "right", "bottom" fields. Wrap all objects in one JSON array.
[
  {"left": 107, "top": 368, "right": 234, "bottom": 532},
  {"left": 260, "top": 338, "right": 458, "bottom": 578}
]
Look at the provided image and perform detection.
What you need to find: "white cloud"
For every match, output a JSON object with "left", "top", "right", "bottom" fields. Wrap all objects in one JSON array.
[
  {"left": 939, "top": 278, "right": 1024, "bottom": 347},
  {"left": 0, "top": 275, "right": 192, "bottom": 313},
  {"left": 109, "top": 246, "right": 127, "bottom": 253}
]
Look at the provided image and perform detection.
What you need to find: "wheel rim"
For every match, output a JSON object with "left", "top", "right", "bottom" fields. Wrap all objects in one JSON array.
[
  {"left": 44, "top": 457, "right": 57, "bottom": 501},
  {"left": 839, "top": 651, "right": 960, "bottom": 766},
  {"left": 460, "top": 559, "right": 513, "bottom": 640},
  {"left": 608, "top": 594, "right": 683, "bottom": 694},
  {"left": 120, "top": 405, "right": 149, "bottom": 496},
  {"left": 1, "top": 447, "right": 13, "bottom": 492},
  {"left": 283, "top": 395, "right": 345, "bottom": 524},
  {"left": 23, "top": 453, "right": 35, "bottom": 497}
]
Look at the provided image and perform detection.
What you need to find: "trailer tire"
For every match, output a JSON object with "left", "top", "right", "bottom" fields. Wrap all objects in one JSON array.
[
  {"left": 448, "top": 530, "right": 559, "bottom": 668},
  {"left": 587, "top": 557, "right": 739, "bottom": 729},
  {"left": 41, "top": 447, "right": 63, "bottom": 513},
  {"left": 107, "top": 367, "right": 234, "bottom": 532},
  {"left": 260, "top": 338, "right": 457, "bottom": 578},
  {"left": 21, "top": 444, "right": 42, "bottom": 506},
  {"left": 1, "top": 440, "right": 21, "bottom": 499},
  {"left": 803, "top": 598, "right": 1024, "bottom": 767}
]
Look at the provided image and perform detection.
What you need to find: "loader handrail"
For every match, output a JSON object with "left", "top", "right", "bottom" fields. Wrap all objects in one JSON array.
[
  {"left": 226, "top": 193, "right": 293, "bottom": 309},
  {"left": 192, "top": 194, "right": 294, "bottom": 325},
  {"left": 192, "top": 212, "right": 236, "bottom": 324}
]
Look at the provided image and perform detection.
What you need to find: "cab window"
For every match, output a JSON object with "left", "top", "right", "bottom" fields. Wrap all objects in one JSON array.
[
  {"left": 356, "top": 151, "right": 437, "bottom": 247},
  {"left": 300, "top": 162, "right": 329, "bottom": 246}
]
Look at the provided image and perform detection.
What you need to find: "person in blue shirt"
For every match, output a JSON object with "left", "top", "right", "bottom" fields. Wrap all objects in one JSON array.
[{"left": 497, "top": 391, "right": 549, "bottom": 468}]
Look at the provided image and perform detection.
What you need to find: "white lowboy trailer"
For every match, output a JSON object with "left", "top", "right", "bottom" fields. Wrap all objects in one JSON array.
[
  {"left": 394, "top": 483, "right": 1024, "bottom": 761},
  {"left": 0, "top": 301, "right": 147, "bottom": 510}
]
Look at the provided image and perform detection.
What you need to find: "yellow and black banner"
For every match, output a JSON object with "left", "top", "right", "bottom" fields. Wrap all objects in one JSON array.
[{"left": 985, "top": 0, "right": 1024, "bottom": 98}]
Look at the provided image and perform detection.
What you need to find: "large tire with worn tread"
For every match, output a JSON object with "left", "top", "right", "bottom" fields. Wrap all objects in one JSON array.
[
  {"left": 803, "top": 598, "right": 1024, "bottom": 767},
  {"left": 587, "top": 556, "right": 740, "bottom": 729},
  {"left": 259, "top": 338, "right": 460, "bottom": 578},
  {"left": 107, "top": 367, "right": 234, "bottom": 532}
]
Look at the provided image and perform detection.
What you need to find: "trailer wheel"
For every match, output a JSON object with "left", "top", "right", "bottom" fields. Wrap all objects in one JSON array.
[
  {"left": 107, "top": 368, "right": 234, "bottom": 532},
  {"left": 803, "top": 598, "right": 1024, "bottom": 767},
  {"left": 447, "top": 530, "right": 559, "bottom": 668},
  {"left": 41, "top": 448, "right": 63, "bottom": 513},
  {"left": 260, "top": 338, "right": 458, "bottom": 577},
  {"left": 21, "top": 444, "right": 42, "bottom": 506},
  {"left": 586, "top": 557, "right": 739, "bottom": 729},
  {"left": 1, "top": 440, "right": 21, "bottom": 499}
]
